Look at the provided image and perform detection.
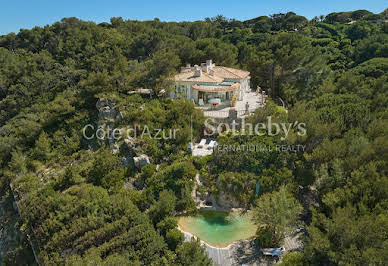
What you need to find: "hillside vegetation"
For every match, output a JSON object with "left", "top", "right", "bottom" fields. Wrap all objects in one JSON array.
[{"left": 0, "top": 9, "right": 387, "bottom": 265}]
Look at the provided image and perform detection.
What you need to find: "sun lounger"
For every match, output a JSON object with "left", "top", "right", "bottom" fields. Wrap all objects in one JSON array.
[
  {"left": 198, "top": 139, "right": 206, "bottom": 148},
  {"left": 207, "top": 140, "right": 216, "bottom": 150}
]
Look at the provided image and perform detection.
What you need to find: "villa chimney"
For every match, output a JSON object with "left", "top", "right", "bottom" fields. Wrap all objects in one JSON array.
[
  {"left": 193, "top": 65, "right": 202, "bottom": 77},
  {"left": 201, "top": 63, "right": 209, "bottom": 73},
  {"left": 206, "top": 59, "right": 215, "bottom": 70}
]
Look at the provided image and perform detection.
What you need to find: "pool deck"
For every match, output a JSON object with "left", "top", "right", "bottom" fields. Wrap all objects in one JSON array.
[
  {"left": 185, "top": 174, "right": 304, "bottom": 265},
  {"left": 178, "top": 225, "right": 303, "bottom": 266}
]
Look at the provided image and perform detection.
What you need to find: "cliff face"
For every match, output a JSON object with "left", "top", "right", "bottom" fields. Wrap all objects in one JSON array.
[
  {"left": 216, "top": 191, "right": 241, "bottom": 209},
  {"left": 193, "top": 174, "right": 242, "bottom": 211},
  {"left": 96, "top": 98, "right": 124, "bottom": 146},
  {"left": 0, "top": 196, "right": 34, "bottom": 265},
  {"left": 96, "top": 98, "right": 151, "bottom": 170}
]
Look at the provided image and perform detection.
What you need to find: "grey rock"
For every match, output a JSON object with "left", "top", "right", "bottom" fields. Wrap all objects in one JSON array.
[
  {"left": 96, "top": 98, "right": 119, "bottom": 121},
  {"left": 133, "top": 154, "right": 150, "bottom": 169},
  {"left": 216, "top": 192, "right": 240, "bottom": 209},
  {"left": 112, "top": 144, "right": 120, "bottom": 154},
  {"left": 122, "top": 156, "right": 133, "bottom": 168},
  {"left": 120, "top": 137, "right": 137, "bottom": 156}
]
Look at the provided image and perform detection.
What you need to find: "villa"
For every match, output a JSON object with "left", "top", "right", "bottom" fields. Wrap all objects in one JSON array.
[{"left": 171, "top": 60, "right": 251, "bottom": 107}]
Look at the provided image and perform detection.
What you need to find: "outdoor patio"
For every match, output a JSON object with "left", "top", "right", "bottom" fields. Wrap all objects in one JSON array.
[
  {"left": 191, "top": 139, "right": 216, "bottom": 157},
  {"left": 197, "top": 91, "right": 266, "bottom": 118}
]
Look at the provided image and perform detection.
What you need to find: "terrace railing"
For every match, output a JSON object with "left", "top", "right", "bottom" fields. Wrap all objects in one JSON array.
[
  {"left": 203, "top": 108, "right": 259, "bottom": 118},
  {"left": 203, "top": 110, "right": 230, "bottom": 118}
]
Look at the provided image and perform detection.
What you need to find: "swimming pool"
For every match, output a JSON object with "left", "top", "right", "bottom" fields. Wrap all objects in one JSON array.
[{"left": 177, "top": 210, "right": 256, "bottom": 248}]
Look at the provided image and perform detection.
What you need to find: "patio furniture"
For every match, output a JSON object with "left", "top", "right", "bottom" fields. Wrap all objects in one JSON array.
[
  {"left": 198, "top": 99, "right": 204, "bottom": 106},
  {"left": 207, "top": 140, "right": 217, "bottom": 150},
  {"left": 198, "top": 139, "right": 206, "bottom": 148},
  {"left": 209, "top": 98, "right": 221, "bottom": 109}
]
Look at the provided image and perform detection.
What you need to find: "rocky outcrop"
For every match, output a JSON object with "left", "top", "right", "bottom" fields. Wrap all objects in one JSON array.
[
  {"left": 192, "top": 175, "right": 242, "bottom": 211},
  {"left": 119, "top": 138, "right": 150, "bottom": 169},
  {"left": 120, "top": 137, "right": 137, "bottom": 157},
  {"left": 96, "top": 98, "right": 123, "bottom": 122},
  {"left": 122, "top": 156, "right": 133, "bottom": 168},
  {"left": 95, "top": 99, "right": 152, "bottom": 171},
  {"left": 216, "top": 192, "right": 241, "bottom": 209},
  {"left": 0, "top": 196, "right": 35, "bottom": 264},
  {"left": 133, "top": 154, "right": 150, "bottom": 169},
  {"left": 95, "top": 98, "right": 124, "bottom": 146},
  {"left": 112, "top": 144, "right": 120, "bottom": 154}
]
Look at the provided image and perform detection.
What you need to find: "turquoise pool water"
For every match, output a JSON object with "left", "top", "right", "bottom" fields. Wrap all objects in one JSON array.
[{"left": 178, "top": 210, "right": 256, "bottom": 247}]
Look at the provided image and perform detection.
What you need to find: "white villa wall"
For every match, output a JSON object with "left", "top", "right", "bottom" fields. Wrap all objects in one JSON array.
[
  {"left": 174, "top": 81, "right": 192, "bottom": 99},
  {"left": 238, "top": 77, "right": 250, "bottom": 100},
  {"left": 192, "top": 89, "right": 198, "bottom": 103},
  {"left": 173, "top": 68, "right": 250, "bottom": 104}
]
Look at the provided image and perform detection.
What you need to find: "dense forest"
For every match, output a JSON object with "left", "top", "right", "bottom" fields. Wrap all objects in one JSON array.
[{"left": 0, "top": 8, "right": 387, "bottom": 265}]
